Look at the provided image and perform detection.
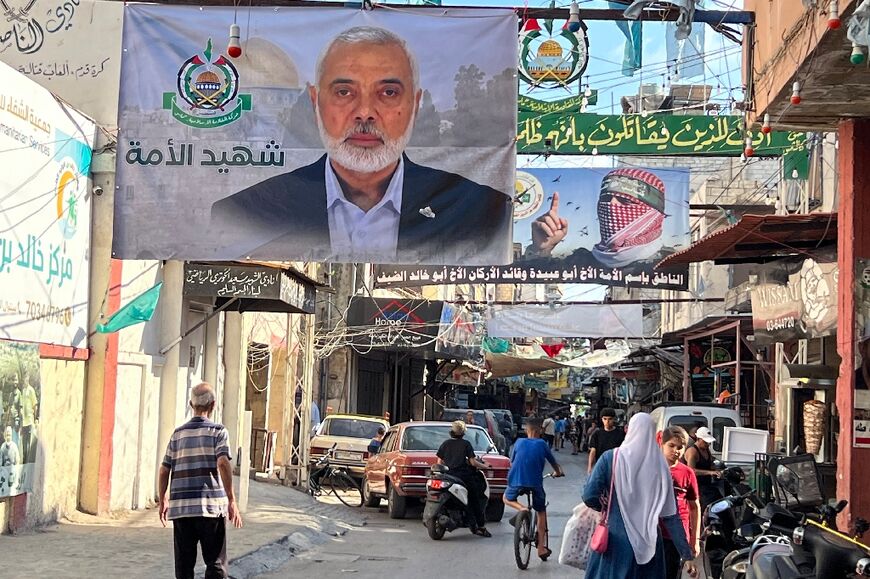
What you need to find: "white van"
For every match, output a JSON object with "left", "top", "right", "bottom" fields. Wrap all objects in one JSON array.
[{"left": 649, "top": 402, "right": 741, "bottom": 458}]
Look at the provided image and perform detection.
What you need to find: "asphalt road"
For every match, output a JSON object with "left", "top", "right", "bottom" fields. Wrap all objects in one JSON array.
[{"left": 257, "top": 446, "right": 588, "bottom": 579}]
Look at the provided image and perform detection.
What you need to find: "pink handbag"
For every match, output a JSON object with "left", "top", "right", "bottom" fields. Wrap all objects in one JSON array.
[{"left": 590, "top": 449, "right": 618, "bottom": 554}]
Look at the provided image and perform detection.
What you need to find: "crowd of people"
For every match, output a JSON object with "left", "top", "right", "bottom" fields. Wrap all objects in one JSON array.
[{"left": 527, "top": 407, "right": 710, "bottom": 578}]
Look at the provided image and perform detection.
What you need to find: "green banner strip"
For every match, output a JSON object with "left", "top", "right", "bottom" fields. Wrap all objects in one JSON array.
[{"left": 517, "top": 112, "right": 808, "bottom": 177}]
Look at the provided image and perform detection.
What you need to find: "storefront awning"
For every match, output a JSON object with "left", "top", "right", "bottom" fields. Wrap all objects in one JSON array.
[{"left": 656, "top": 213, "right": 837, "bottom": 269}]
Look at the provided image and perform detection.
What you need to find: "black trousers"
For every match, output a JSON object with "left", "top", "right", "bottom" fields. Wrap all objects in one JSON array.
[
  {"left": 458, "top": 470, "right": 488, "bottom": 529},
  {"left": 664, "top": 538, "right": 681, "bottom": 579},
  {"left": 173, "top": 516, "right": 227, "bottom": 579}
]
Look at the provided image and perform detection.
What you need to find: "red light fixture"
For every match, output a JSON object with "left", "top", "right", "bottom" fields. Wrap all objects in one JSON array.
[
  {"left": 791, "top": 81, "right": 802, "bottom": 105},
  {"left": 828, "top": 0, "right": 841, "bottom": 29},
  {"left": 228, "top": 23, "right": 242, "bottom": 58},
  {"left": 744, "top": 136, "right": 755, "bottom": 157},
  {"left": 761, "top": 113, "right": 772, "bottom": 134}
]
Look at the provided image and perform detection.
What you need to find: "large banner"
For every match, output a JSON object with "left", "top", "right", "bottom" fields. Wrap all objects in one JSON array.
[
  {"left": 750, "top": 253, "right": 838, "bottom": 346},
  {"left": 0, "top": 61, "right": 95, "bottom": 347},
  {"left": 0, "top": 0, "right": 123, "bottom": 128},
  {"left": 377, "top": 166, "right": 691, "bottom": 289},
  {"left": 114, "top": 6, "right": 517, "bottom": 265},
  {"left": 0, "top": 341, "right": 41, "bottom": 498},
  {"left": 486, "top": 304, "right": 644, "bottom": 338}
]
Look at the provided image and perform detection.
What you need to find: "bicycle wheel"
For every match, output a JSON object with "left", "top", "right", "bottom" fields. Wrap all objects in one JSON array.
[
  {"left": 513, "top": 510, "right": 533, "bottom": 570},
  {"left": 326, "top": 471, "right": 363, "bottom": 507}
]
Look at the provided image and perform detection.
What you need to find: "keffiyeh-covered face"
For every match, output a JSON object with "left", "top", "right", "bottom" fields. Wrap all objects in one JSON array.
[{"left": 595, "top": 168, "right": 666, "bottom": 253}]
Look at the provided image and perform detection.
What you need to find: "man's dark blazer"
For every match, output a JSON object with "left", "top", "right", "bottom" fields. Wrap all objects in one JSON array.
[{"left": 209, "top": 154, "right": 512, "bottom": 263}]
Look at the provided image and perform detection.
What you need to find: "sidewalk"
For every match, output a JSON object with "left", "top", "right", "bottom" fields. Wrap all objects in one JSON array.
[{"left": 0, "top": 478, "right": 367, "bottom": 579}]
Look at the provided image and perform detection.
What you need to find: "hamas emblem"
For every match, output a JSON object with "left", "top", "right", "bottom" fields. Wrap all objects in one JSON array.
[
  {"left": 162, "top": 39, "right": 251, "bottom": 129},
  {"left": 514, "top": 171, "right": 545, "bottom": 220},
  {"left": 519, "top": 15, "right": 589, "bottom": 90}
]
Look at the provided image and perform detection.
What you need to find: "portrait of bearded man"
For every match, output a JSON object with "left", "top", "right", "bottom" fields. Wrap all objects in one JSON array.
[{"left": 210, "top": 26, "right": 512, "bottom": 264}]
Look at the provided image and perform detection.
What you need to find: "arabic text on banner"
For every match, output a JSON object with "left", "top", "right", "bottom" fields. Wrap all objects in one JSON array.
[
  {"left": 0, "top": 61, "right": 96, "bottom": 347},
  {"left": 0, "top": 0, "right": 123, "bottom": 128},
  {"left": 376, "top": 166, "right": 691, "bottom": 291}
]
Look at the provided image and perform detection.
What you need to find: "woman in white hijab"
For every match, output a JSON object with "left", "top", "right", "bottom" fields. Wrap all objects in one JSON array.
[{"left": 582, "top": 413, "right": 694, "bottom": 578}]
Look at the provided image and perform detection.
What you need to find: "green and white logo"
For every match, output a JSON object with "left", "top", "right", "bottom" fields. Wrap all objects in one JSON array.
[
  {"left": 162, "top": 39, "right": 251, "bottom": 129},
  {"left": 518, "top": 17, "right": 589, "bottom": 89}
]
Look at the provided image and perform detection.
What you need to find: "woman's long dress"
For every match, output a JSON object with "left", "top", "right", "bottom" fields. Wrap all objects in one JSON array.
[{"left": 581, "top": 449, "right": 689, "bottom": 579}]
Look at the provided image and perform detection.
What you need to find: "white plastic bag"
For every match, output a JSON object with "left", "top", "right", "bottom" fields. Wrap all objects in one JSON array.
[{"left": 558, "top": 502, "right": 600, "bottom": 570}]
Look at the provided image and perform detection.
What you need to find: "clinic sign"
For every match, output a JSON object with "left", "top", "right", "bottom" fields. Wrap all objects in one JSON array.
[{"left": 0, "top": 61, "right": 95, "bottom": 347}]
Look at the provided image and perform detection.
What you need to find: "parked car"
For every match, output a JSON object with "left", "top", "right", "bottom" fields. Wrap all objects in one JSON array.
[
  {"left": 309, "top": 414, "right": 390, "bottom": 480},
  {"left": 363, "top": 421, "right": 510, "bottom": 521},
  {"left": 486, "top": 408, "right": 517, "bottom": 443},
  {"left": 649, "top": 402, "right": 741, "bottom": 458},
  {"left": 437, "top": 408, "right": 508, "bottom": 455}
]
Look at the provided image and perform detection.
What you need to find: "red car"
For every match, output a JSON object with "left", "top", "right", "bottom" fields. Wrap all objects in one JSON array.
[{"left": 363, "top": 421, "right": 510, "bottom": 521}]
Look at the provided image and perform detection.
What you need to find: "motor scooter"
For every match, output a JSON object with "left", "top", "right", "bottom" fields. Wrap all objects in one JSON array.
[{"left": 422, "top": 464, "right": 490, "bottom": 540}]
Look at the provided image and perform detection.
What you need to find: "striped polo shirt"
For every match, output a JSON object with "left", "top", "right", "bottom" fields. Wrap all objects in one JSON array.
[{"left": 162, "top": 416, "right": 232, "bottom": 520}]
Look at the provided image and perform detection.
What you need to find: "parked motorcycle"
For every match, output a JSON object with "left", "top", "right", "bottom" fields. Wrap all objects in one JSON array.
[
  {"left": 718, "top": 461, "right": 868, "bottom": 579},
  {"left": 747, "top": 511, "right": 870, "bottom": 578},
  {"left": 422, "top": 464, "right": 490, "bottom": 540},
  {"left": 703, "top": 466, "right": 761, "bottom": 579}
]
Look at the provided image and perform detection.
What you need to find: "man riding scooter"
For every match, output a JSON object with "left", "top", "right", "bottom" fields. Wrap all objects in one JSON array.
[{"left": 434, "top": 421, "right": 492, "bottom": 537}]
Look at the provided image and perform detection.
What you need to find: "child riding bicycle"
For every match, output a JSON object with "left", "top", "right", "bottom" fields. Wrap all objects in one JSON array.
[{"left": 503, "top": 417, "right": 564, "bottom": 560}]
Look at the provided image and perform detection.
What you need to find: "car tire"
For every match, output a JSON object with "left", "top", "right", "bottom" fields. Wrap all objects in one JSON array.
[
  {"left": 363, "top": 479, "right": 381, "bottom": 508},
  {"left": 388, "top": 483, "right": 407, "bottom": 519},
  {"left": 486, "top": 499, "right": 505, "bottom": 522}
]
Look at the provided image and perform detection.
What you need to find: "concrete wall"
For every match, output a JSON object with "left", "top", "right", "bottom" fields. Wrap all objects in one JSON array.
[
  {"left": 111, "top": 261, "right": 163, "bottom": 512},
  {"left": 20, "top": 359, "right": 86, "bottom": 528}
]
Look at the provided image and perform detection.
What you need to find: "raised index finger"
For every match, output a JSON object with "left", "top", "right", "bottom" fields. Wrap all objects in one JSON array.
[{"left": 549, "top": 191, "right": 560, "bottom": 214}]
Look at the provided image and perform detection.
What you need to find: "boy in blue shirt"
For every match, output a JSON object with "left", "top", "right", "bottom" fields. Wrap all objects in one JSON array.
[{"left": 503, "top": 417, "right": 564, "bottom": 560}]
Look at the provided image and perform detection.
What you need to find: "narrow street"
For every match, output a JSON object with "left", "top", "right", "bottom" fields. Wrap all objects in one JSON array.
[{"left": 257, "top": 450, "right": 587, "bottom": 579}]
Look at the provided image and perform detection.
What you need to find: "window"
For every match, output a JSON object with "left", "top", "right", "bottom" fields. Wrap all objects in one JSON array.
[
  {"left": 401, "top": 425, "right": 493, "bottom": 452},
  {"left": 712, "top": 417, "right": 737, "bottom": 453},
  {"left": 439, "top": 409, "right": 486, "bottom": 428},
  {"left": 323, "top": 418, "right": 384, "bottom": 440},
  {"left": 379, "top": 431, "right": 397, "bottom": 454},
  {"left": 668, "top": 415, "right": 708, "bottom": 439}
]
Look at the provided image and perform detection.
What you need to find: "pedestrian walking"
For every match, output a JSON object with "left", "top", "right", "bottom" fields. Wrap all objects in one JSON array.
[
  {"left": 158, "top": 382, "right": 243, "bottom": 579},
  {"left": 542, "top": 415, "right": 556, "bottom": 449},
  {"left": 554, "top": 415, "right": 566, "bottom": 451},
  {"left": 659, "top": 426, "right": 700, "bottom": 578},
  {"left": 572, "top": 416, "right": 583, "bottom": 455},
  {"left": 582, "top": 413, "right": 694, "bottom": 579},
  {"left": 587, "top": 408, "right": 625, "bottom": 474}
]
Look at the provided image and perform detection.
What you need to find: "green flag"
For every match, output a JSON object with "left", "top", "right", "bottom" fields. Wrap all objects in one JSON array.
[{"left": 96, "top": 282, "right": 163, "bottom": 334}]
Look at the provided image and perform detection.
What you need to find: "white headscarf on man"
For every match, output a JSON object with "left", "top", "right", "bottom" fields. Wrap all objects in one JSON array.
[{"left": 614, "top": 412, "right": 678, "bottom": 565}]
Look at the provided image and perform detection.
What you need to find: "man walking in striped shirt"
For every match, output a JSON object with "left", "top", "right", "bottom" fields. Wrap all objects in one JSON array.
[{"left": 158, "top": 382, "right": 243, "bottom": 579}]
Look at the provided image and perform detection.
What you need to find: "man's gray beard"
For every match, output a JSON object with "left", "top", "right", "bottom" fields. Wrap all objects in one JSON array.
[{"left": 316, "top": 109, "right": 415, "bottom": 174}]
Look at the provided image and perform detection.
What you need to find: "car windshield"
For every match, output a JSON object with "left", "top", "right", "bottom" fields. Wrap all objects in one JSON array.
[
  {"left": 323, "top": 418, "right": 384, "bottom": 439},
  {"left": 439, "top": 410, "right": 486, "bottom": 428},
  {"left": 401, "top": 425, "right": 493, "bottom": 452}
]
